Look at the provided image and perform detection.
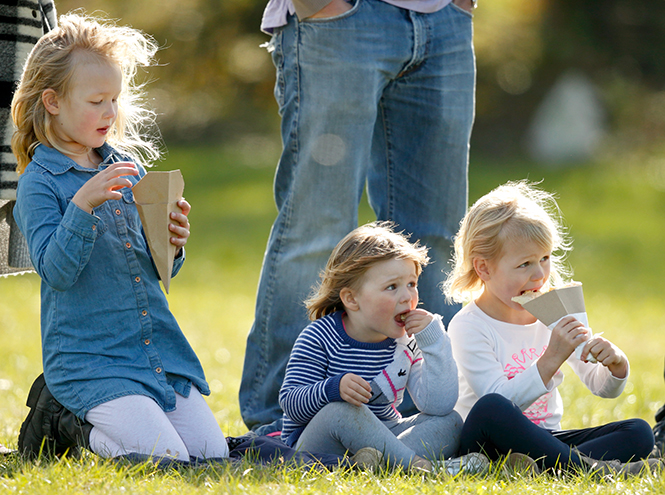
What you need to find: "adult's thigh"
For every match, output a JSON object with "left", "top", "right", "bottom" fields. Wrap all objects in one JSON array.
[{"left": 367, "top": 3, "right": 475, "bottom": 320}]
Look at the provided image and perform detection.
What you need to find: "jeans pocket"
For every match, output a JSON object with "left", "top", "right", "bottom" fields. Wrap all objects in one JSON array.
[
  {"left": 302, "top": 0, "right": 362, "bottom": 24},
  {"left": 269, "top": 32, "right": 285, "bottom": 109},
  {"left": 449, "top": 1, "right": 474, "bottom": 18}
]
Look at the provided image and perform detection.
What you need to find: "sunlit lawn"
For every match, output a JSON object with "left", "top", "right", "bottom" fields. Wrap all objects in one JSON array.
[{"left": 2, "top": 140, "right": 665, "bottom": 492}]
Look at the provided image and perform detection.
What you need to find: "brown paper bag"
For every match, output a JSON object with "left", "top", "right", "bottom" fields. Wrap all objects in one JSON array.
[
  {"left": 132, "top": 170, "right": 184, "bottom": 293},
  {"left": 514, "top": 283, "right": 596, "bottom": 362}
]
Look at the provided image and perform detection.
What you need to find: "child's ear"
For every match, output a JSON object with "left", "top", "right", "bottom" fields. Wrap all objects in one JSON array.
[
  {"left": 42, "top": 89, "right": 60, "bottom": 116},
  {"left": 340, "top": 287, "right": 359, "bottom": 312},
  {"left": 473, "top": 258, "right": 492, "bottom": 282}
]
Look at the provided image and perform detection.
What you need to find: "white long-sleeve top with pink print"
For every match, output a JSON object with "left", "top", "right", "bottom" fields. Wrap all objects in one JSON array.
[{"left": 448, "top": 301, "right": 628, "bottom": 430}]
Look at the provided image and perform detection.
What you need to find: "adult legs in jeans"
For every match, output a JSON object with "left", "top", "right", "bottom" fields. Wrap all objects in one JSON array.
[
  {"left": 295, "top": 402, "right": 462, "bottom": 468},
  {"left": 461, "top": 394, "right": 654, "bottom": 470},
  {"left": 239, "top": 0, "right": 475, "bottom": 434},
  {"left": 85, "top": 389, "right": 228, "bottom": 460}
]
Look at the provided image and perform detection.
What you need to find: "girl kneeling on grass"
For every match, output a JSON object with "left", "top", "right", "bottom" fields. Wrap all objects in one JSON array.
[
  {"left": 279, "top": 222, "right": 486, "bottom": 473},
  {"left": 444, "top": 181, "right": 658, "bottom": 475},
  {"left": 12, "top": 13, "right": 228, "bottom": 462}
]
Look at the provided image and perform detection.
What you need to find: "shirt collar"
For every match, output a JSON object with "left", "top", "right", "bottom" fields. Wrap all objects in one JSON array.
[{"left": 31, "top": 142, "right": 117, "bottom": 175}]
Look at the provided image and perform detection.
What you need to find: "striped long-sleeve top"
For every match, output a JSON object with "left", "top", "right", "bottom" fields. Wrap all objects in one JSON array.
[
  {"left": 279, "top": 310, "right": 459, "bottom": 447},
  {"left": 0, "top": 0, "right": 56, "bottom": 275}
]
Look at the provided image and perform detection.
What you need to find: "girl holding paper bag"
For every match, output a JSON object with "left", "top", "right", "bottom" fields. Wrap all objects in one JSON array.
[
  {"left": 11, "top": 13, "right": 228, "bottom": 461},
  {"left": 443, "top": 181, "right": 657, "bottom": 474}
]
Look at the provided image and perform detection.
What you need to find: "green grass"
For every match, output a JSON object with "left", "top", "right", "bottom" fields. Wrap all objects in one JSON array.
[{"left": 2, "top": 141, "right": 665, "bottom": 492}]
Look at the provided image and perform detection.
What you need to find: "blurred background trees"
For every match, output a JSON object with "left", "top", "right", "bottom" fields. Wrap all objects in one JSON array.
[{"left": 52, "top": 0, "right": 665, "bottom": 162}]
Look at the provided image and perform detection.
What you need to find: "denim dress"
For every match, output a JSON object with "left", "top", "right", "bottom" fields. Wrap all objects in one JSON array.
[{"left": 14, "top": 143, "right": 209, "bottom": 419}]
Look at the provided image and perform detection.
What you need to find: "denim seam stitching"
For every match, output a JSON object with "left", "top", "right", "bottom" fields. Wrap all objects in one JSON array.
[
  {"left": 248, "top": 17, "right": 302, "bottom": 412},
  {"left": 378, "top": 96, "right": 395, "bottom": 220}
]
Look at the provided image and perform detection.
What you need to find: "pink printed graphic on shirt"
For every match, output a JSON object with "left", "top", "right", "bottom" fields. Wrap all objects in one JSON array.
[
  {"left": 523, "top": 392, "right": 554, "bottom": 425},
  {"left": 504, "top": 345, "right": 553, "bottom": 425},
  {"left": 383, "top": 369, "right": 404, "bottom": 402},
  {"left": 403, "top": 348, "right": 422, "bottom": 365}
]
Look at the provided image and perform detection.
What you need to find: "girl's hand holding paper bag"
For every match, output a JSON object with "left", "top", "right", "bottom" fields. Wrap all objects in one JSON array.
[
  {"left": 132, "top": 170, "right": 186, "bottom": 293},
  {"left": 536, "top": 316, "right": 589, "bottom": 385},
  {"left": 549, "top": 315, "right": 590, "bottom": 361},
  {"left": 512, "top": 283, "right": 596, "bottom": 363},
  {"left": 512, "top": 283, "right": 629, "bottom": 382},
  {"left": 580, "top": 335, "right": 629, "bottom": 379},
  {"left": 169, "top": 198, "right": 191, "bottom": 257}
]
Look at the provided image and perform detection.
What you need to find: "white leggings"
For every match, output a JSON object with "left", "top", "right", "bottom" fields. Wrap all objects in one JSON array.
[{"left": 85, "top": 389, "right": 229, "bottom": 461}]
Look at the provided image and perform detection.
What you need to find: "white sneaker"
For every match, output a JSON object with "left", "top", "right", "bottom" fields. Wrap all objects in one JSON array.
[
  {"left": 439, "top": 452, "right": 490, "bottom": 475},
  {"left": 0, "top": 443, "right": 15, "bottom": 455}
]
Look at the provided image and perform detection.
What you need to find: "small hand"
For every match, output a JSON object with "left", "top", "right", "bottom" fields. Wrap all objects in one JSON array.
[
  {"left": 403, "top": 308, "right": 434, "bottom": 336},
  {"left": 339, "top": 373, "right": 372, "bottom": 406},
  {"left": 308, "top": 0, "right": 352, "bottom": 19},
  {"left": 169, "top": 198, "right": 191, "bottom": 257},
  {"left": 72, "top": 162, "right": 138, "bottom": 213},
  {"left": 550, "top": 316, "right": 589, "bottom": 359},
  {"left": 581, "top": 336, "right": 629, "bottom": 378},
  {"left": 537, "top": 316, "right": 588, "bottom": 385}
]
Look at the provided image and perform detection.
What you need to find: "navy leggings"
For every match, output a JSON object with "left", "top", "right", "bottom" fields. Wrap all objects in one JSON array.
[{"left": 460, "top": 394, "right": 654, "bottom": 469}]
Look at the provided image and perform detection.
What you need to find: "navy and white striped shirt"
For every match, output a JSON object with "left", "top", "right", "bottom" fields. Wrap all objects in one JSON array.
[{"left": 279, "top": 310, "right": 458, "bottom": 446}]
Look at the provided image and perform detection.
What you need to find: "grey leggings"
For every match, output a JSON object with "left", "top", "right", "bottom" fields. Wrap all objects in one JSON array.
[{"left": 295, "top": 402, "right": 462, "bottom": 468}]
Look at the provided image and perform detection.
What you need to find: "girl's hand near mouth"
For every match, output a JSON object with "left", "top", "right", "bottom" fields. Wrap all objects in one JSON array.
[{"left": 401, "top": 308, "right": 434, "bottom": 336}]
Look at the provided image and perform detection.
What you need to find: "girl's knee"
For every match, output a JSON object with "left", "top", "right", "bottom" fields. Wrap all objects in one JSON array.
[
  {"left": 434, "top": 410, "right": 464, "bottom": 436},
  {"left": 319, "top": 401, "right": 372, "bottom": 420},
  {"left": 470, "top": 393, "right": 516, "bottom": 418},
  {"left": 626, "top": 418, "right": 656, "bottom": 457}
]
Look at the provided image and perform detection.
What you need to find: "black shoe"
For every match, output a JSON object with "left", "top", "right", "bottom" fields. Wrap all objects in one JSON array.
[
  {"left": 18, "top": 374, "right": 93, "bottom": 459},
  {"left": 654, "top": 420, "right": 665, "bottom": 457}
]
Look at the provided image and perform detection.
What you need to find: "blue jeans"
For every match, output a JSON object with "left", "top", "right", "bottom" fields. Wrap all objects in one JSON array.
[
  {"left": 240, "top": 0, "right": 475, "bottom": 433},
  {"left": 461, "top": 394, "right": 655, "bottom": 469}
]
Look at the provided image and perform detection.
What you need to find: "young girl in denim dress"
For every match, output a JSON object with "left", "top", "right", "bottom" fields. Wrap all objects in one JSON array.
[{"left": 11, "top": 13, "right": 228, "bottom": 462}]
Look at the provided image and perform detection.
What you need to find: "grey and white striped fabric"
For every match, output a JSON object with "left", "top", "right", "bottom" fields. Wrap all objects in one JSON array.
[{"left": 0, "top": 0, "right": 56, "bottom": 275}]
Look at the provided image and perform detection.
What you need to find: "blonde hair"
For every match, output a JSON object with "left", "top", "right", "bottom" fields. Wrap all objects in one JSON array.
[
  {"left": 443, "top": 181, "right": 572, "bottom": 303},
  {"left": 11, "top": 12, "right": 160, "bottom": 173},
  {"left": 305, "top": 221, "right": 430, "bottom": 320}
]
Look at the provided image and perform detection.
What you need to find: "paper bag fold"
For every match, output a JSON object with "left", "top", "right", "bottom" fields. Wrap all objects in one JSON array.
[
  {"left": 519, "top": 284, "right": 585, "bottom": 327},
  {"left": 517, "top": 283, "right": 596, "bottom": 362},
  {"left": 132, "top": 170, "right": 184, "bottom": 293}
]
